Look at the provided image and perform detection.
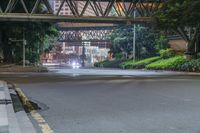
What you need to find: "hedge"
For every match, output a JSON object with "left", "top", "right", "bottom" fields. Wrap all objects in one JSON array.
[{"left": 146, "top": 56, "right": 187, "bottom": 70}]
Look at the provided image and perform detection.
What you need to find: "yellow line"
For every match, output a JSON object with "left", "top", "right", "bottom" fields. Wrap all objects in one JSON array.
[{"left": 15, "top": 87, "right": 54, "bottom": 133}]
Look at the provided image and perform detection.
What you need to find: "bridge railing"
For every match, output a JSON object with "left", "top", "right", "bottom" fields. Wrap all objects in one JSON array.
[{"left": 0, "top": 0, "right": 164, "bottom": 23}]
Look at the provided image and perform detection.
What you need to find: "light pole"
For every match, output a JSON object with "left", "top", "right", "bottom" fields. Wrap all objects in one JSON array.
[
  {"left": 23, "top": 39, "right": 27, "bottom": 67},
  {"left": 133, "top": 8, "right": 136, "bottom": 62}
]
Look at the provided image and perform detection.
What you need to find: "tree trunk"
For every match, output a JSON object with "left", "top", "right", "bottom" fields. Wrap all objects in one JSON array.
[
  {"left": 196, "top": 30, "right": 200, "bottom": 53},
  {"left": 185, "top": 41, "right": 195, "bottom": 60},
  {"left": 185, "top": 27, "right": 200, "bottom": 60},
  {"left": 2, "top": 30, "right": 13, "bottom": 63}
]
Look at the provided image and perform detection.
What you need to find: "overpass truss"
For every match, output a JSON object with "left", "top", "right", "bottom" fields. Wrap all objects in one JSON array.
[{"left": 0, "top": 0, "right": 164, "bottom": 23}]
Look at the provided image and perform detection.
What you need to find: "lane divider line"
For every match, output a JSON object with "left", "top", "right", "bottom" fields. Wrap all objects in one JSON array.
[{"left": 14, "top": 86, "right": 54, "bottom": 133}]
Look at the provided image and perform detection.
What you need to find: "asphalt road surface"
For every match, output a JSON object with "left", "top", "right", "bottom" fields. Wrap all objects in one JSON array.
[{"left": 1, "top": 68, "right": 200, "bottom": 133}]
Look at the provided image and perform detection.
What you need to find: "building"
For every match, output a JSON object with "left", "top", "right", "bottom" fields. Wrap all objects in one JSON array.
[
  {"left": 52, "top": 1, "right": 110, "bottom": 66},
  {"left": 53, "top": 1, "right": 74, "bottom": 15},
  {"left": 53, "top": 1, "right": 76, "bottom": 55}
]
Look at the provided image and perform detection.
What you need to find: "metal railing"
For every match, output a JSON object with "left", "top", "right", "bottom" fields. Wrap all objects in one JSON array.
[{"left": 0, "top": 0, "right": 164, "bottom": 23}]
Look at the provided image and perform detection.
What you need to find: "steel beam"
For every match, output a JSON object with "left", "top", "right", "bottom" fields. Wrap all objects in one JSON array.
[
  {"left": 58, "top": 29, "right": 112, "bottom": 42},
  {"left": 0, "top": 13, "right": 152, "bottom": 23},
  {"left": 0, "top": 0, "right": 163, "bottom": 23}
]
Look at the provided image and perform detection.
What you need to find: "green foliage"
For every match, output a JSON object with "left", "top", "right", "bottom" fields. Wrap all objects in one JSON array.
[
  {"left": 110, "top": 26, "right": 159, "bottom": 60},
  {"left": 94, "top": 60, "right": 124, "bottom": 68},
  {"left": 155, "top": 35, "right": 169, "bottom": 51},
  {"left": 132, "top": 57, "right": 161, "bottom": 69},
  {"left": 197, "top": 53, "right": 200, "bottom": 58},
  {"left": 159, "top": 49, "right": 175, "bottom": 59},
  {"left": 147, "top": 56, "right": 200, "bottom": 72},
  {"left": 146, "top": 56, "right": 187, "bottom": 70},
  {"left": 121, "top": 56, "right": 160, "bottom": 69},
  {"left": 26, "top": 51, "right": 40, "bottom": 64},
  {"left": 0, "top": 0, "right": 59, "bottom": 64},
  {"left": 154, "top": 0, "right": 200, "bottom": 54},
  {"left": 179, "top": 60, "right": 200, "bottom": 72},
  {"left": 120, "top": 60, "right": 135, "bottom": 69},
  {"left": 115, "top": 53, "right": 123, "bottom": 60}
]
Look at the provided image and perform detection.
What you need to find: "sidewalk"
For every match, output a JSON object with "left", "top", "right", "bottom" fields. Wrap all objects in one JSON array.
[{"left": 0, "top": 81, "right": 36, "bottom": 133}]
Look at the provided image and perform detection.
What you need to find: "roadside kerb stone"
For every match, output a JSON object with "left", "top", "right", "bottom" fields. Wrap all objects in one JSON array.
[
  {"left": 0, "top": 86, "right": 9, "bottom": 133},
  {"left": 0, "top": 81, "right": 21, "bottom": 133}
]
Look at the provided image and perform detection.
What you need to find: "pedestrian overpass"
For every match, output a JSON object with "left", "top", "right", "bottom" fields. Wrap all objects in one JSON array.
[
  {"left": 0, "top": 0, "right": 164, "bottom": 23},
  {"left": 0, "top": 0, "right": 166, "bottom": 49}
]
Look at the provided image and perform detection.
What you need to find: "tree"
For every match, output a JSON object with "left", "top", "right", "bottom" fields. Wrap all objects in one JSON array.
[
  {"left": 0, "top": 0, "right": 59, "bottom": 63},
  {"left": 154, "top": 0, "right": 200, "bottom": 57},
  {"left": 110, "top": 25, "right": 160, "bottom": 60},
  {"left": 155, "top": 34, "right": 168, "bottom": 52}
]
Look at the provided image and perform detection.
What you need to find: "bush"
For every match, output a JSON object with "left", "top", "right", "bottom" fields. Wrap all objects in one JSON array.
[
  {"left": 179, "top": 59, "right": 200, "bottom": 72},
  {"left": 94, "top": 60, "right": 124, "bottom": 68},
  {"left": 197, "top": 53, "right": 200, "bottom": 58},
  {"left": 120, "top": 56, "right": 160, "bottom": 69},
  {"left": 132, "top": 56, "right": 161, "bottom": 69},
  {"left": 94, "top": 61, "right": 104, "bottom": 67},
  {"left": 159, "top": 49, "right": 175, "bottom": 59},
  {"left": 146, "top": 56, "right": 187, "bottom": 70},
  {"left": 120, "top": 60, "right": 135, "bottom": 69},
  {"left": 115, "top": 53, "right": 123, "bottom": 60}
]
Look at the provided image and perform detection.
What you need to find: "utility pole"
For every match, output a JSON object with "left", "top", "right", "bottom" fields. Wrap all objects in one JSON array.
[
  {"left": 22, "top": 31, "right": 26, "bottom": 68},
  {"left": 82, "top": 42, "right": 85, "bottom": 67},
  {"left": 23, "top": 39, "right": 26, "bottom": 68},
  {"left": 133, "top": 8, "right": 136, "bottom": 62}
]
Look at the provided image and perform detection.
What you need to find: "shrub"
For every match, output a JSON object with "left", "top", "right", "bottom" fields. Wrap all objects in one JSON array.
[
  {"left": 179, "top": 59, "right": 200, "bottom": 72},
  {"left": 197, "top": 53, "right": 200, "bottom": 58},
  {"left": 120, "top": 56, "right": 160, "bottom": 69},
  {"left": 159, "top": 49, "right": 175, "bottom": 59},
  {"left": 115, "top": 53, "right": 123, "bottom": 60},
  {"left": 120, "top": 60, "right": 135, "bottom": 69},
  {"left": 146, "top": 56, "right": 187, "bottom": 70},
  {"left": 132, "top": 56, "right": 161, "bottom": 69},
  {"left": 94, "top": 60, "right": 124, "bottom": 68},
  {"left": 94, "top": 62, "right": 99, "bottom": 67}
]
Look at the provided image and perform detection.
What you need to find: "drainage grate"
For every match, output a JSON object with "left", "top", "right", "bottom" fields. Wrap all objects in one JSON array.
[{"left": 0, "top": 99, "right": 12, "bottom": 105}]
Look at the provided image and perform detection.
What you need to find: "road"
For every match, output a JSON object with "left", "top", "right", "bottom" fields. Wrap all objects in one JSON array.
[{"left": 1, "top": 68, "right": 200, "bottom": 133}]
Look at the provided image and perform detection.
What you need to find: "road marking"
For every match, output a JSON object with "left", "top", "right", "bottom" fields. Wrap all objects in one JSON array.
[{"left": 15, "top": 87, "right": 54, "bottom": 133}]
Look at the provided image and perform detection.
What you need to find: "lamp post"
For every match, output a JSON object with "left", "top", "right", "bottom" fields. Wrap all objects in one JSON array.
[
  {"left": 133, "top": 8, "right": 136, "bottom": 62},
  {"left": 23, "top": 39, "right": 27, "bottom": 67}
]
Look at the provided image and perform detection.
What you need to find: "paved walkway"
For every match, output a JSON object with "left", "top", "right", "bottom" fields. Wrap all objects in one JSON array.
[{"left": 0, "top": 81, "right": 36, "bottom": 133}]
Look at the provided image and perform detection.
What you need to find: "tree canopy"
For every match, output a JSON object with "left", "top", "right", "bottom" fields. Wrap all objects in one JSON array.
[
  {"left": 109, "top": 25, "right": 167, "bottom": 60},
  {"left": 154, "top": 0, "right": 200, "bottom": 54},
  {"left": 0, "top": 0, "right": 59, "bottom": 63}
]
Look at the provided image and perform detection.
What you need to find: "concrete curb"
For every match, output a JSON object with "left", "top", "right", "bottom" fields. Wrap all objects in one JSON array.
[
  {"left": 0, "top": 80, "right": 21, "bottom": 133},
  {"left": 0, "top": 81, "right": 9, "bottom": 133},
  {"left": 0, "top": 81, "right": 36, "bottom": 133}
]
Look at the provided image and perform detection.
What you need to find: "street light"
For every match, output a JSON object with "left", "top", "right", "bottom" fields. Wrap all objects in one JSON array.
[{"left": 133, "top": 7, "right": 136, "bottom": 62}]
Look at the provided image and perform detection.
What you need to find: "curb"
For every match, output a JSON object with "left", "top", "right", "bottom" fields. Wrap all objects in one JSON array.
[
  {"left": 14, "top": 85, "right": 54, "bottom": 133},
  {"left": 0, "top": 81, "right": 9, "bottom": 133},
  {"left": 0, "top": 81, "right": 37, "bottom": 133},
  {"left": 0, "top": 81, "right": 21, "bottom": 133}
]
